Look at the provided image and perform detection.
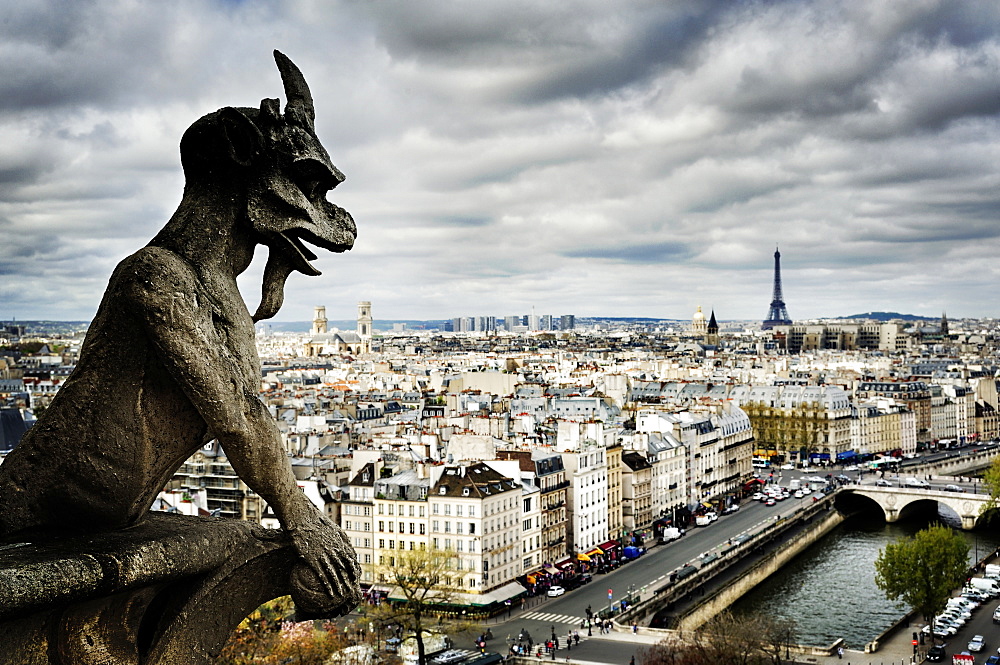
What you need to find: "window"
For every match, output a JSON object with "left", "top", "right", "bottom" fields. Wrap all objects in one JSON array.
[
  {"left": 457, "top": 505, "right": 464, "bottom": 516},
  {"left": 457, "top": 523, "right": 464, "bottom": 534},
  {"left": 433, "top": 504, "right": 440, "bottom": 514},
  {"left": 445, "top": 505, "right": 452, "bottom": 515},
  {"left": 469, "top": 523, "right": 475, "bottom": 535},
  {"left": 439, "top": 487, "right": 446, "bottom": 495},
  {"left": 419, "top": 524, "right": 425, "bottom": 535},
  {"left": 469, "top": 506, "right": 475, "bottom": 517},
  {"left": 432, "top": 520, "right": 439, "bottom": 531},
  {"left": 378, "top": 521, "right": 384, "bottom": 532},
  {"left": 444, "top": 521, "right": 451, "bottom": 533},
  {"left": 378, "top": 539, "right": 384, "bottom": 548}
]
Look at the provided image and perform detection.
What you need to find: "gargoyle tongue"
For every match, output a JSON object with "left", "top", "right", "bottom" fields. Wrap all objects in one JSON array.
[{"left": 252, "top": 231, "right": 325, "bottom": 322}]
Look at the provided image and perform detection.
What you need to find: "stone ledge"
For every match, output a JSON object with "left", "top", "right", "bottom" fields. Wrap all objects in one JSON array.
[{"left": 0, "top": 513, "right": 296, "bottom": 665}]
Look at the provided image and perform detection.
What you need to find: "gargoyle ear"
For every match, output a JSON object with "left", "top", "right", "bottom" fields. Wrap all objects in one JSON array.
[{"left": 218, "top": 107, "right": 262, "bottom": 167}]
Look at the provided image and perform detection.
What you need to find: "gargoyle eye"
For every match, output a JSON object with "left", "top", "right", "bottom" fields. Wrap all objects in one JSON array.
[{"left": 290, "top": 159, "right": 336, "bottom": 201}]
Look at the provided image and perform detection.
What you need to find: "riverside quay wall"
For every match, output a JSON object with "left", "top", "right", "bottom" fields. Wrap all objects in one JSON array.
[
  {"left": 620, "top": 493, "right": 843, "bottom": 639},
  {"left": 674, "top": 508, "right": 844, "bottom": 631}
]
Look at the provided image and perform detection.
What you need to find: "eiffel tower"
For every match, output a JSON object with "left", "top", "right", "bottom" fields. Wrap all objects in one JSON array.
[{"left": 762, "top": 247, "right": 792, "bottom": 329}]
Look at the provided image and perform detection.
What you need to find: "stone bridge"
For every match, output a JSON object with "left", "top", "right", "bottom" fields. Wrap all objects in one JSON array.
[{"left": 839, "top": 486, "right": 993, "bottom": 529}]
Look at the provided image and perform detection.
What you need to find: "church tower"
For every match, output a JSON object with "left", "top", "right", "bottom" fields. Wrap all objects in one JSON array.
[
  {"left": 706, "top": 310, "right": 719, "bottom": 346},
  {"left": 357, "top": 301, "right": 372, "bottom": 354},
  {"left": 312, "top": 306, "right": 328, "bottom": 334},
  {"left": 940, "top": 311, "right": 949, "bottom": 337}
]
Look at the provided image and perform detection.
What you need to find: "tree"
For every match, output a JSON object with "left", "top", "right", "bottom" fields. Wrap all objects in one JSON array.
[
  {"left": 360, "top": 547, "right": 477, "bottom": 665},
  {"left": 216, "top": 596, "right": 351, "bottom": 665},
  {"left": 874, "top": 524, "right": 969, "bottom": 639},
  {"left": 638, "top": 612, "right": 796, "bottom": 665}
]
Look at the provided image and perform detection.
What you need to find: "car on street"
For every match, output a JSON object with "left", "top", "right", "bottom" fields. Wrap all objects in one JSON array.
[
  {"left": 905, "top": 477, "right": 930, "bottom": 488},
  {"left": 969, "top": 635, "right": 986, "bottom": 652},
  {"left": 944, "top": 484, "right": 964, "bottom": 492},
  {"left": 875, "top": 479, "right": 893, "bottom": 486},
  {"left": 927, "top": 645, "right": 946, "bottom": 662},
  {"left": 984, "top": 656, "right": 999, "bottom": 665},
  {"left": 547, "top": 586, "right": 565, "bottom": 597},
  {"left": 764, "top": 498, "right": 776, "bottom": 506}
]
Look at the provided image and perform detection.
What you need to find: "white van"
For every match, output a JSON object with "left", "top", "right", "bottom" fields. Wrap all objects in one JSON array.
[{"left": 968, "top": 578, "right": 1000, "bottom": 597}]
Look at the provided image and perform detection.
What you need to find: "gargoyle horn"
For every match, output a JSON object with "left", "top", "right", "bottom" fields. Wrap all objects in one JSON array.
[{"left": 274, "top": 50, "right": 315, "bottom": 131}]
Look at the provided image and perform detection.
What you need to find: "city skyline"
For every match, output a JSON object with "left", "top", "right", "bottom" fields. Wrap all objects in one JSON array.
[{"left": 1, "top": 2, "right": 999, "bottom": 323}]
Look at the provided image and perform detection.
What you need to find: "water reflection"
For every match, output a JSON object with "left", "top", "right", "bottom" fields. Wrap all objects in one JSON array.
[{"left": 731, "top": 510, "right": 1000, "bottom": 649}]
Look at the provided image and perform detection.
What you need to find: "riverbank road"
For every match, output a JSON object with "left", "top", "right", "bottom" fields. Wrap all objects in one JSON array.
[{"left": 803, "top": 628, "right": 918, "bottom": 665}]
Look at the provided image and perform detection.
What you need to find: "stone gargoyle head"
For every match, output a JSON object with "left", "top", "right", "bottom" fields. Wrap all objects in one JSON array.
[{"left": 177, "top": 49, "right": 356, "bottom": 321}]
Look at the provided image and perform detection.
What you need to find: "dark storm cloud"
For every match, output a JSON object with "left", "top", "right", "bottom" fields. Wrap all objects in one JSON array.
[
  {"left": 2, "top": 0, "right": 1000, "bottom": 321},
  {"left": 563, "top": 242, "right": 692, "bottom": 263}
]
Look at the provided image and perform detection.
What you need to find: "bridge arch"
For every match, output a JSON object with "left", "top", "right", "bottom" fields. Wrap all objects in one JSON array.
[{"left": 838, "top": 486, "right": 990, "bottom": 530}]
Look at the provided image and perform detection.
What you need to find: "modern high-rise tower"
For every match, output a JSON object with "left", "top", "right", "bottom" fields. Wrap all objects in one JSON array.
[{"left": 762, "top": 247, "right": 792, "bottom": 330}]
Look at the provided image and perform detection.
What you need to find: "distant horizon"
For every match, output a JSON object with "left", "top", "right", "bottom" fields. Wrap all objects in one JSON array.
[{"left": 0, "top": 310, "right": 956, "bottom": 332}]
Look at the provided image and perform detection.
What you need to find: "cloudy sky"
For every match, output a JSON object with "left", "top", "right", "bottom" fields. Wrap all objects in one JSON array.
[{"left": 2, "top": 0, "right": 999, "bottom": 324}]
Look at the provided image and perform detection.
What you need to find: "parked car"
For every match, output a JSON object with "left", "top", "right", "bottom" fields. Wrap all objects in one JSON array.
[
  {"left": 968, "top": 635, "right": 986, "bottom": 652},
  {"left": 927, "top": 645, "right": 946, "bottom": 662},
  {"left": 547, "top": 586, "right": 565, "bottom": 597},
  {"left": 765, "top": 498, "right": 777, "bottom": 506}
]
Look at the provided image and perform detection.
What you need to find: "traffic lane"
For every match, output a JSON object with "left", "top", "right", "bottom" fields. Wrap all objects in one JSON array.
[
  {"left": 463, "top": 495, "right": 823, "bottom": 652},
  {"left": 501, "top": 491, "right": 812, "bottom": 623},
  {"left": 538, "top": 505, "right": 774, "bottom": 618},
  {"left": 929, "top": 597, "right": 1000, "bottom": 659}
]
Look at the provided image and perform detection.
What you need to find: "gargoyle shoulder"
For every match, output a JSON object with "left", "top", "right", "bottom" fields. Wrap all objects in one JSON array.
[{"left": 111, "top": 247, "right": 206, "bottom": 319}]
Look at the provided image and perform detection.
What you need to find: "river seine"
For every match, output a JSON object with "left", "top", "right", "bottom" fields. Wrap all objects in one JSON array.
[{"left": 731, "top": 510, "right": 1000, "bottom": 649}]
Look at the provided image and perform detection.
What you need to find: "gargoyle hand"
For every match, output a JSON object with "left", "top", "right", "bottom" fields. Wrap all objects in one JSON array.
[{"left": 287, "top": 513, "right": 363, "bottom": 617}]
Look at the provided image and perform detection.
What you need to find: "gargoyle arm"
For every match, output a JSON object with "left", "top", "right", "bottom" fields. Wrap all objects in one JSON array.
[{"left": 123, "top": 248, "right": 315, "bottom": 531}]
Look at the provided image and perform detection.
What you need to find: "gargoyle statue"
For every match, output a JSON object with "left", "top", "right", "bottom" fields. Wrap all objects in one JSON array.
[{"left": 0, "top": 51, "right": 362, "bottom": 616}]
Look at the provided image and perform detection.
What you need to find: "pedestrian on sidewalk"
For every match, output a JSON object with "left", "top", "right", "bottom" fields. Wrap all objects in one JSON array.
[
  {"left": 630, "top": 656, "right": 635, "bottom": 665},
  {"left": 837, "top": 645, "right": 843, "bottom": 659}
]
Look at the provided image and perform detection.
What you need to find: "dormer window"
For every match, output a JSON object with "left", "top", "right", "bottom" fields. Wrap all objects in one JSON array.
[
  {"left": 439, "top": 487, "right": 447, "bottom": 495},
  {"left": 462, "top": 488, "right": 470, "bottom": 496}
]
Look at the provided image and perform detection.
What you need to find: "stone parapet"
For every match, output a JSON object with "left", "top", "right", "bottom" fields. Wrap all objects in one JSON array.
[{"left": 0, "top": 512, "right": 296, "bottom": 665}]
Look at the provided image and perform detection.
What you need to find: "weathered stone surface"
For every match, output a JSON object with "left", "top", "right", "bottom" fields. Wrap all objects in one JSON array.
[
  {"left": 0, "top": 51, "right": 363, "bottom": 662},
  {"left": 0, "top": 513, "right": 300, "bottom": 664}
]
